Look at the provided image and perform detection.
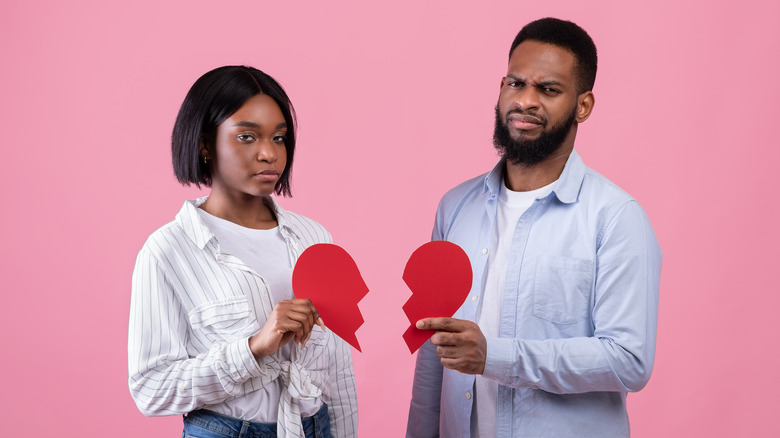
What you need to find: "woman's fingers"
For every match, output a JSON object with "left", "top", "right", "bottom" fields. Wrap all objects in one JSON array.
[
  {"left": 275, "top": 299, "right": 321, "bottom": 345},
  {"left": 249, "top": 299, "right": 324, "bottom": 358}
]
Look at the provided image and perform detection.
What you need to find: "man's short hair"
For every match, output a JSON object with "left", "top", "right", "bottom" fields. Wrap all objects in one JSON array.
[
  {"left": 171, "top": 65, "right": 298, "bottom": 196},
  {"left": 509, "top": 18, "right": 598, "bottom": 94}
]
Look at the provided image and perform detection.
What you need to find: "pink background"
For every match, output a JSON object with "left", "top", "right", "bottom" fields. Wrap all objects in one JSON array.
[{"left": 2, "top": 0, "right": 779, "bottom": 436}]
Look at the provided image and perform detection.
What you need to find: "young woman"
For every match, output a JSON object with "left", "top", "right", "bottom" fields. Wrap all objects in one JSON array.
[{"left": 128, "top": 66, "right": 357, "bottom": 438}]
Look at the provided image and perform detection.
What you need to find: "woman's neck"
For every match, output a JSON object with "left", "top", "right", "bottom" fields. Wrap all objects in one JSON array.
[{"left": 199, "top": 191, "right": 278, "bottom": 230}]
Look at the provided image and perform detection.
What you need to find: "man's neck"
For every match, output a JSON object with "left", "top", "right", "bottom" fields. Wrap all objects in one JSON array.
[{"left": 504, "top": 143, "right": 573, "bottom": 192}]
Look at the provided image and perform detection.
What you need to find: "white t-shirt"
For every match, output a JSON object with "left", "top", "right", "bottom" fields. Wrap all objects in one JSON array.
[
  {"left": 472, "top": 179, "right": 556, "bottom": 437},
  {"left": 197, "top": 208, "right": 293, "bottom": 304},
  {"left": 197, "top": 208, "right": 320, "bottom": 420}
]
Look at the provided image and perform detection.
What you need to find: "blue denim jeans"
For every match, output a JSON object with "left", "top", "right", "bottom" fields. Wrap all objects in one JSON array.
[{"left": 182, "top": 403, "right": 332, "bottom": 438}]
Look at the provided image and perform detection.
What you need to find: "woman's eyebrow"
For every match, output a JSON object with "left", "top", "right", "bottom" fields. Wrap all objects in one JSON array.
[{"left": 232, "top": 121, "right": 287, "bottom": 130}]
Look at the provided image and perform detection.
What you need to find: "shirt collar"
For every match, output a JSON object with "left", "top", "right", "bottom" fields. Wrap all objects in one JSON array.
[
  {"left": 483, "top": 149, "right": 586, "bottom": 204},
  {"left": 175, "top": 196, "right": 299, "bottom": 249},
  {"left": 553, "top": 150, "right": 586, "bottom": 204}
]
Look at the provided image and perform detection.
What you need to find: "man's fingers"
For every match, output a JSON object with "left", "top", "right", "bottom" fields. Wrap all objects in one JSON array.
[
  {"left": 430, "top": 331, "right": 459, "bottom": 347},
  {"left": 439, "top": 358, "right": 459, "bottom": 371},
  {"left": 416, "top": 317, "right": 458, "bottom": 331},
  {"left": 435, "top": 345, "right": 460, "bottom": 358}
]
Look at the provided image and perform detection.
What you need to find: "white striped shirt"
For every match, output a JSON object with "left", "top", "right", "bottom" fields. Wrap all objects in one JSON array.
[{"left": 128, "top": 197, "right": 358, "bottom": 437}]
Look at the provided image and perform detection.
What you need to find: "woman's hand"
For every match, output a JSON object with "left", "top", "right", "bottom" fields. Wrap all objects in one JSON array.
[{"left": 248, "top": 299, "right": 324, "bottom": 359}]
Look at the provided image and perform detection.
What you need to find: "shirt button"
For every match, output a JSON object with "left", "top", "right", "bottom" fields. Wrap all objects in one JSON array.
[
  {"left": 532, "top": 386, "right": 540, "bottom": 390},
  {"left": 541, "top": 200, "right": 547, "bottom": 205},
  {"left": 472, "top": 296, "right": 478, "bottom": 302},
  {"left": 465, "top": 392, "right": 472, "bottom": 399},
  {"left": 482, "top": 248, "right": 488, "bottom": 255}
]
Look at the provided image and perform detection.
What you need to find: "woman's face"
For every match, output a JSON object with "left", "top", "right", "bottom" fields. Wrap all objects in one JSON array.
[{"left": 205, "top": 93, "right": 288, "bottom": 199}]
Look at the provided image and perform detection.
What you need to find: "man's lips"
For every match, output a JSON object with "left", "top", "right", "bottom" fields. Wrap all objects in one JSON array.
[{"left": 507, "top": 113, "right": 543, "bottom": 130}]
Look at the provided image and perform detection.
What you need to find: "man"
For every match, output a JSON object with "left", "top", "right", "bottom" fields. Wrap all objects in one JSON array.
[{"left": 406, "top": 18, "right": 662, "bottom": 437}]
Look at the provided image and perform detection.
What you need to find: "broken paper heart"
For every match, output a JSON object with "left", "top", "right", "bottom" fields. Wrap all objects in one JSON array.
[
  {"left": 292, "top": 243, "right": 369, "bottom": 352},
  {"left": 401, "top": 241, "right": 472, "bottom": 353},
  {"left": 292, "top": 241, "right": 471, "bottom": 354}
]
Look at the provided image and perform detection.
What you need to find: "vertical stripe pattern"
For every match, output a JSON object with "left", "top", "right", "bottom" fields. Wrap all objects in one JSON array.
[{"left": 128, "top": 198, "right": 357, "bottom": 437}]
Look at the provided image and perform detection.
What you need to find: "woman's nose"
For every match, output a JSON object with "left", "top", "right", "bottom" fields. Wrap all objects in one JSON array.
[{"left": 256, "top": 140, "right": 278, "bottom": 162}]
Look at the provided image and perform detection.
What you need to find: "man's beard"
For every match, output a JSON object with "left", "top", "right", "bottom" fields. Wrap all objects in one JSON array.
[{"left": 493, "top": 103, "right": 577, "bottom": 166}]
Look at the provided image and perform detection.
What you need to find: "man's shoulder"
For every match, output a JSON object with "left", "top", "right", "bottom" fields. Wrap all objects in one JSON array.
[
  {"left": 439, "top": 172, "right": 489, "bottom": 208},
  {"left": 575, "top": 165, "right": 655, "bottom": 236},
  {"left": 430, "top": 172, "right": 493, "bottom": 238},
  {"left": 579, "top": 165, "right": 637, "bottom": 206}
]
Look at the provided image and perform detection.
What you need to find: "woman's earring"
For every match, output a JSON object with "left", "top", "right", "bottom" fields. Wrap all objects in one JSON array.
[{"left": 203, "top": 156, "right": 209, "bottom": 164}]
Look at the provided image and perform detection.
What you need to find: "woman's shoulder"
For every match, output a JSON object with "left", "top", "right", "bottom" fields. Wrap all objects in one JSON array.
[
  {"left": 276, "top": 207, "right": 333, "bottom": 245},
  {"left": 137, "top": 218, "right": 191, "bottom": 258},
  {"left": 137, "top": 200, "right": 206, "bottom": 259}
]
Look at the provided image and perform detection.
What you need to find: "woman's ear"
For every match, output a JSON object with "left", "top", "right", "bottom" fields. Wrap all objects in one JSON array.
[{"left": 199, "top": 136, "right": 210, "bottom": 163}]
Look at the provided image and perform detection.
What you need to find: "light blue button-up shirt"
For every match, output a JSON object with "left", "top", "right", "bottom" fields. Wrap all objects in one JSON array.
[{"left": 407, "top": 151, "right": 662, "bottom": 437}]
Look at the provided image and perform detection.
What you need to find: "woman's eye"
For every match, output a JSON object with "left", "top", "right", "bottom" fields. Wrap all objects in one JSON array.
[
  {"left": 237, "top": 134, "right": 255, "bottom": 142},
  {"left": 273, "top": 135, "right": 287, "bottom": 144}
]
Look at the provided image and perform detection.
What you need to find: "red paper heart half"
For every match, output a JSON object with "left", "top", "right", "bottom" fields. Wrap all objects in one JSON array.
[
  {"left": 292, "top": 243, "right": 369, "bottom": 352},
  {"left": 402, "top": 241, "right": 472, "bottom": 353}
]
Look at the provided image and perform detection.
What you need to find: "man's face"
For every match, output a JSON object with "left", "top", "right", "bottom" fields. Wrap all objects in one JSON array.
[{"left": 494, "top": 40, "right": 581, "bottom": 165}]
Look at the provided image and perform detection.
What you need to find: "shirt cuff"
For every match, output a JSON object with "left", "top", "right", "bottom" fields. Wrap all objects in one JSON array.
[
  {"left": 233, "top": 336, "right": 274, "bottom": 380},
  {"left": 481, "top": 337, "right": 515, "bottom": 383}
]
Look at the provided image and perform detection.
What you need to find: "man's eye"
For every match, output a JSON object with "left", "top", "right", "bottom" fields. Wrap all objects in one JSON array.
[{"left": 544, "top": 88, "right": 560, "bottom": 94}]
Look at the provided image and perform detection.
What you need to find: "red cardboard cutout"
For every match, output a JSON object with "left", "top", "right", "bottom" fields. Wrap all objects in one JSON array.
[
  {"left": 293, "top": 244, "right": 369, "bottom": 352},
  {"left": 402, "top": 241, "right": 472, "bottom": 353}
]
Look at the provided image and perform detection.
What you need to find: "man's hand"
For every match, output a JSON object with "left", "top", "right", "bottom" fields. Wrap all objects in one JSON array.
[
  {"left": 249, "top": 299, "right": 324, "bottom": 359},
  {"left": 417, "top": 317, "right": 487, "bottom": 374}
]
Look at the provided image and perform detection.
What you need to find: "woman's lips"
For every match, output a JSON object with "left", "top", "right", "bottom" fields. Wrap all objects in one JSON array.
[{"left": 254, "top": 170, "right": 279, "bottom": 181}]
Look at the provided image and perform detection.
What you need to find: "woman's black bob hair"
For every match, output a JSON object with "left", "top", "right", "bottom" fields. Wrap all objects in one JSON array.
[{"left": 172, "top": 65, "right": 297, "bottom": 197}]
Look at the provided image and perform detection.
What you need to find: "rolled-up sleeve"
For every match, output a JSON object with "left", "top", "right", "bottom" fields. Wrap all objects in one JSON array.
[
  {"left": 481, "top": 200, "right": 662, "bottom": 393},
  {"left": 128, "top": 249, "right": 276, "bottom": 416}
]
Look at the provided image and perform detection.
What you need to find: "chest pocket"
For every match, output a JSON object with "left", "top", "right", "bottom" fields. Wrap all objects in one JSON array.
[
  {"left": 189, "top": 298, "right": 260, "bottom": 343},
  {"left": 532, "top": 255, "right": 594, "bottom": 325}
]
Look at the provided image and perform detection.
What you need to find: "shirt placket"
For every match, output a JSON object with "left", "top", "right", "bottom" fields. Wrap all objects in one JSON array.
[
  {"left": 276, "top": 224, "right": 301, "bottom": 267},
  {"left": 209, "top": 237, "right": 280, "bottom": 327},
  {"left": 496, "top": 193, "right": 553, "bottom": 435}
]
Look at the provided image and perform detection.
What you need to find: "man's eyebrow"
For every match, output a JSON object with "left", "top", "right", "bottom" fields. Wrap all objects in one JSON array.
[
  {"left": 507, "top": 74, "right": 564, "bottom": 87},
  {"left": 232, "top": 121, "right": 287, "bottom": 130},
  {"left": 535, "top": 80, "right": 564, "bottom": 87}
]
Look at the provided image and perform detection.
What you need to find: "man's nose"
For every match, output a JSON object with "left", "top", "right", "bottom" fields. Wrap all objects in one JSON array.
[{"left": 514, "top": 87, "right": 540, "bottom": 111}]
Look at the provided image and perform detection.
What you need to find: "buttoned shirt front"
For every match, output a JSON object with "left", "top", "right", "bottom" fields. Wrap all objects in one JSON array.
[
  {"left": 407, "top": 151, "right": 662, "bottom": 437},
  {"left": 128, "top": 197, "right": 358, "bottom": 438}
]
